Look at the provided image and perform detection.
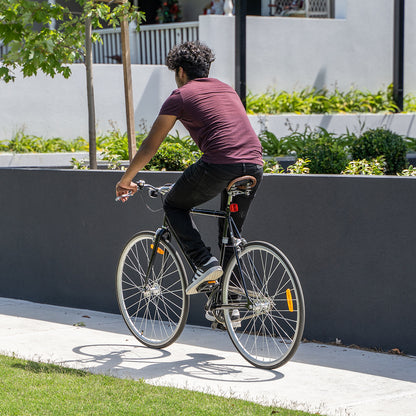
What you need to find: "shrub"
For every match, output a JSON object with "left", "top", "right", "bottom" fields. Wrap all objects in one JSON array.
[
  {"left": 97, "top": 130, "right": 147, "bottom": 161},
  {"left": 246, "top": 86, "right": 400, "bottom": 115},
  {"left": 259, "top": 131, "right": 289, "bottom": 157},
  {"left": 341, "top": 157, "right": 386, "bottom": 175},
  {"left": 286, "top": 158, "right": 310, "bottom": 174},
  {"left": 350, "top": 128, "right": 407, "bottom": 175},
  {"left": 404, "top": 136, "right": 416, "bottom": 152},
  {"left": 297, "top": 128, "right": 349, "bottom": 174},
  {"left": 0, "top": 130, "right": 88, "bottom": 153},
  {"left": 398, "top": 165, "right": 416, "bottom": 176},
  {"left": 146, "top": 142, "right": 200, "bottom": 171},
  {"left": 262, "top": 159, "right": 284, "bottom": 174}
]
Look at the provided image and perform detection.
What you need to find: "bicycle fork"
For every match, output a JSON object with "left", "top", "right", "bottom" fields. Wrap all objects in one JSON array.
[{"left": 142, "top": 226, "right": 169, "bottom": 295}]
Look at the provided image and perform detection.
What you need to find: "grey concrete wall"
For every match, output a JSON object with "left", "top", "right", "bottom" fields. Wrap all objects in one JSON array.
[{"left": 1, "top": 168, "right": 415, "bottom": 354}]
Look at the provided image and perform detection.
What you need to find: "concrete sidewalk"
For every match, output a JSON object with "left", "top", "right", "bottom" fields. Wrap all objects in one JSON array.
[{"left": 0, "top": 297, "right": 415, "bottom": 416}]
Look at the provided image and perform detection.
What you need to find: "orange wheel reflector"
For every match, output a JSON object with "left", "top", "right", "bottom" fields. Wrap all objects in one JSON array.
[
  {"left": 207, "top": 280, "right": 217, "bottom": 284},
  {"left": 150, "top": 244, "right": 165, "bottom": 255},
  {"left": 286, "top": 289, "right": 294, "bottom": 312}
]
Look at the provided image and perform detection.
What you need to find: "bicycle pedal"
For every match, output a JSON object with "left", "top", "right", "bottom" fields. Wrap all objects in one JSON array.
[
  {"left": 197, "top": 281, "right": 219, "bottom": 293},
  {"left": 210, "top": 322, "right": 226, "bottom": 331}
]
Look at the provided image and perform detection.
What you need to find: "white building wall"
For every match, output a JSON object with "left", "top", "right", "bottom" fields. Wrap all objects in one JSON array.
[
  {"left": 199, "top": 0, "right": 415, "bottom": 93},
  {"left": 1, "top": 0, "right": 416, "bottom": 141},
  {"left": 0, "top": 64, "right": 178, "bottom": 140}
]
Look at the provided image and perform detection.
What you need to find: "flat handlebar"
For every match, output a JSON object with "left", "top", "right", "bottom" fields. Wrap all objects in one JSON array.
[{"left": 115, "top": 180, "right": 173, "bottom": 202}]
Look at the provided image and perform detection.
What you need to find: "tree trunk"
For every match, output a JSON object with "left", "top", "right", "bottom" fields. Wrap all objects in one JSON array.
[{"left": 85, "top": 17, "right": 97, "bottom": 169}]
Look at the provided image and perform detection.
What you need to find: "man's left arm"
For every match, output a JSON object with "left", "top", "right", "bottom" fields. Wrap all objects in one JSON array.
[{"left": 115, "top": 114, "right": 177, "bottom": 200}]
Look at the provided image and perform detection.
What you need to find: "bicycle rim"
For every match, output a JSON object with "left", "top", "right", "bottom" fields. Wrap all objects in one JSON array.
[
  {"left": 222, "top": 241, "right": 305, "bottom": 369},
  {"left": 116, "top": 231, "right": 189, "bottom": 348}
]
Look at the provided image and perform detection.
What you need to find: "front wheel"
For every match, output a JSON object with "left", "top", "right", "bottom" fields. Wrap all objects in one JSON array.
[
  {"left": 222, "top": 241, "right": 305, "bottom": 369},
  {"left": 116, "top": 231, "right": 189, "bottom": 348}
]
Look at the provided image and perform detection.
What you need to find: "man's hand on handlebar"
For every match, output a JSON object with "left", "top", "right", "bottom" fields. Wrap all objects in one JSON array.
[{"left": 115, "top": 180, "right": 138, "bottom": 203}]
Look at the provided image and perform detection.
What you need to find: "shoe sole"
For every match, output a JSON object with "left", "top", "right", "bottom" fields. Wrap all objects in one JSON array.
[
  {"left": 206, "top": 310, "right": 241, "bottom": 329},
  {"left": 211, "top": 321, "right": 241, "bottom": 330},
  {"left": 186, "top": 267, "right": 223, "bottom": 295}
]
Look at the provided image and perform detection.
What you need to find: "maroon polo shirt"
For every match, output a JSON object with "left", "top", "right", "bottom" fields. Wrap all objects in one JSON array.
[{"left": 159, "top": 78, "right": 263, "bottom": 165}]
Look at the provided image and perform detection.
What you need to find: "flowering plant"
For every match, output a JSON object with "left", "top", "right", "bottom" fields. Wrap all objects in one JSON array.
[{"left": 156, "top": 0, "right": 182, "bottom": 23}]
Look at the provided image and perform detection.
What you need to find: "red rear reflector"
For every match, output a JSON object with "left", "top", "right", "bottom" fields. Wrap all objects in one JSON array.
[{"left": 230, "top": 203, "right": 239, "bottom": 212}]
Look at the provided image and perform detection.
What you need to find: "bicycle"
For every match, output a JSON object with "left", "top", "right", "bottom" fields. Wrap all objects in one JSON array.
[{"left": 116, "top": 176, "right": 305, "bottom": 369}]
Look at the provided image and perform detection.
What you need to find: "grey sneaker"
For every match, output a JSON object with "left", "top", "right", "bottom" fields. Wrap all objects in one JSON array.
[
  {"left": 186, "top": 257, "right": 223, "bottom": 295},
  {"left": 205, "top": 309, "right": 241, "bottom": 328}
]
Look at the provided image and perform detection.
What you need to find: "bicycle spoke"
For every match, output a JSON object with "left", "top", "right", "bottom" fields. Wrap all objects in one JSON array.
[
  {"left": 223, "top": 242, "right": 305, "bottom": 369},
  {"left": 116, "top": 232, "right": 189, "bottom": 348}
]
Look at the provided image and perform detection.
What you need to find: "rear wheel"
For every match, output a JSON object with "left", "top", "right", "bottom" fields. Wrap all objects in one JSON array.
[
  {"left": 116, "top": 231, "right": 189, "bottom": 348},
  {"left": 222, "top": 241, "right": 305, "bottom": 369}
]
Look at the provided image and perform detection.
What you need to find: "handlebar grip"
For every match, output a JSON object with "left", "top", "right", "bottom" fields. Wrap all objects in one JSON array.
[{"left": 115, "top": 192, "right": 132, "bottom": 202}]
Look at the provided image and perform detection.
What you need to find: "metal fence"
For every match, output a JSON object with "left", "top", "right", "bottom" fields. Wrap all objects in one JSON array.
[
  {"left": 93, "top": 21, "right": 199, "bottom": 65},
  {"left": 269, "top": 0, "right": 332, "bottom": 18}
]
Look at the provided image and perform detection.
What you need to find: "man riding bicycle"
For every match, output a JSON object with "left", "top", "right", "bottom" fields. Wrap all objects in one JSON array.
[{"left": 115, "top": 41, "right": 263, "bottom": 297}]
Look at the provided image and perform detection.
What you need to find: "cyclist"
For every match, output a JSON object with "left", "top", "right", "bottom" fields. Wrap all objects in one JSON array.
[{"left": 115, "top": 41, "right": 263, "bottom": 296}]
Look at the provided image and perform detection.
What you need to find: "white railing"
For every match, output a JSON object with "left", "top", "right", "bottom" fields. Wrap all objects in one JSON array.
[
  {"left": 269, "top": 0, "right": 331, "bottom": 18},
  {"left": 306, "top": 0, "right": 332, "bottom": 18},
  {"left": 92, "top": 21, "right": 199, "bottom": 65}
]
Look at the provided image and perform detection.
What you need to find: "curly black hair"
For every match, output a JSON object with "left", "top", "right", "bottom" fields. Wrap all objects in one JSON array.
[{"left": 166, "top": 41, "right": 215, "bottom": 80}]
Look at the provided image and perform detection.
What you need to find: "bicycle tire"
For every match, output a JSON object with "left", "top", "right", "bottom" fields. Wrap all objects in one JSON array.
[
  {"left": 116, "top": 231, "right": 189, "bottom": 348},
  {"left": 222, "top": 241, "right": 305, "bottom": 369}
]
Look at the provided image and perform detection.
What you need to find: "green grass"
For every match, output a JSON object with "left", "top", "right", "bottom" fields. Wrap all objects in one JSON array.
[{"left": 0, "top": 354, "right": 320, "bottom": 416}]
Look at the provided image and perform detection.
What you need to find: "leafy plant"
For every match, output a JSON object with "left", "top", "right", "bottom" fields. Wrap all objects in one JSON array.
[
  {"left": 164, "top": 131, "right": 200, "bottom": 153},
  {"left": 156, "top": 0, "right": 182, "bottom": 23},
  {"left": 247, "top": 86, "right": 400, "bottom": 115},
  {"left": 0, "top": 130, "right": 88, "bottom": 153},
  {"left": 404, "top": 136, "right": 416, "bottom": 152},
  {"left": 398, "top": 165, "right": 416, "bottom": 176},
  {"left": 146, "top": 142, "right": 199, "bottom": 171},
  {"left": 71, "top": 157, "right": 88, "bottom": 170},
  {"left": 404, "top": 95, "right": 416, "bottom": 113},
  {"left": 350, "top": 128, "right": 407, "bottom": 175},
  {"left": 297, "top": 128, "right": 349, "bottom": 174},
  {"left": 259, "top": 130, "right": 289, "bottom": 157},
  {"left": 287, "top": 158, "right": 310, "bottom": 174},
  {"left": 342, "top": 157, "right": 386, "bottom": 175},
  {"left": 0, "top": 0, "right": 144, "bottom": 83},
  {"left": 262, "top": 159, "right": 284, "bottom": 173}
]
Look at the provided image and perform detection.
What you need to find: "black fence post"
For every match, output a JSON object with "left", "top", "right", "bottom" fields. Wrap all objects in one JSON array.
[
  {"left": 235, "top": 0, "right": 247, "bottom": 108},
  {"left": 393, "top": 0, "right": 405, "bottom": 111}
]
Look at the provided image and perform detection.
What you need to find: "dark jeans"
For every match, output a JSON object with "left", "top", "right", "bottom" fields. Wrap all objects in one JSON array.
[{"left": 163, "top": 159, "right": 263, "bottom": 268}]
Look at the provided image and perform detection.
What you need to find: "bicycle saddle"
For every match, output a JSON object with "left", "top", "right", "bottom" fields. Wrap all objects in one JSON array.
[{"left": 226, "top": 175, "right": 257, "bottom": 191}]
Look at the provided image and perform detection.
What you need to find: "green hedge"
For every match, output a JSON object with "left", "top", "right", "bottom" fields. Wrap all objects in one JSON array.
[
  {"left": 247, "top": 86, "right": 416, "bottom": 114},
  {"left": 1, "top": 127, "right": 415, "bottom": 176}
]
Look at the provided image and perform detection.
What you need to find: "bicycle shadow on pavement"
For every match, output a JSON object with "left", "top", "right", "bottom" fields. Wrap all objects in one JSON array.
[
  {"left": 66, "top": 343, "right": 283, "bottom": 383},
  {"left": 2, "top": 298, "right": 415, "bottom": 384}
]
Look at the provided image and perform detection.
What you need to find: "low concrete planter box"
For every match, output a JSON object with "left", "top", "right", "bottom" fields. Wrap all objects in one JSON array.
[
  {"left": 0, "top": 152, "right": 90, "bottom": 168},
  {"left": 248, "top": 113, "right": 416, "bottom": 138},
  {"left": 1, "top": 168, "right": 415, "bottom": 355}
]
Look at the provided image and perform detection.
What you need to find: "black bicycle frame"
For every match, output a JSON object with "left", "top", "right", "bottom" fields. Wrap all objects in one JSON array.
[{"left": 142, "top": 194, "right": 262, "bottom": 307}]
